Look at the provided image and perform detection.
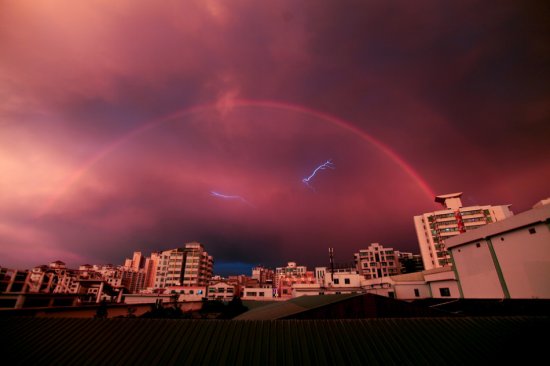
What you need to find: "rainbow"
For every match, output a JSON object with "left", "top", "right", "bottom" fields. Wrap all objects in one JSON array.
[{"left": 35, "top": 99, "right": 434, "bottom": 217}]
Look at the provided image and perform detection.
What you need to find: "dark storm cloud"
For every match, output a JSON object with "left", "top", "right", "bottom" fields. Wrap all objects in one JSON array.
[{"left": 0, "top": 0, "right": 548, "bottom": 272}]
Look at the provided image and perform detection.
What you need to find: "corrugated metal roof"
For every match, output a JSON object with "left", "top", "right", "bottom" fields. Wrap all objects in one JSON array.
[
  {"left": 235, "top": 294, "right": 361, "bottom": 320},
  {"left": 1, "top": 317, "right": 546, "bottom": 365}
]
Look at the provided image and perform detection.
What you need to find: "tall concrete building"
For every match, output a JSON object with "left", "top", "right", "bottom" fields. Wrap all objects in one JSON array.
[
  {"left": 251, "top": 266, "right": 274, "bottom": 286},
  {"left": 143, "top": 252, "right": 160, "bottom": 289},
  {"left": 131, "top": 251, "right": 145, "bottom": 272},
  {"left": 414, "top": 192, "right": 513, "bottom": 270},
  {"left": 354, "top": 243, "right": 401, "bottom": 279},
  {"left": 181, "top": 242, "right": 214, "bottom": 287},
  {"left": 153, "top": 243, "right": 213, "bottom": 288}
]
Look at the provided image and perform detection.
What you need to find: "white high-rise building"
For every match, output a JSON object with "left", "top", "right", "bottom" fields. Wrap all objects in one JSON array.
[
  {"left": 153, "top": 243, "right": 213, "bottom": 288},
  {"left": 414, "top": 193, "right": 513, "bottom": 270}
]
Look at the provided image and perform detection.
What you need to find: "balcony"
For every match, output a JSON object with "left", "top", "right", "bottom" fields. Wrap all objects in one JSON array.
[
  {"left": 436, "top": 223, "right": 458, "bottom": 230},
  {"left": 461, "top": 213, "right": 484, "bottom": 220},
  {"left": 439, "top": 231, "right": 459, "bottom": 237},
  {"left": 464, "top": 220, "right": 486, "bottom": 226}
]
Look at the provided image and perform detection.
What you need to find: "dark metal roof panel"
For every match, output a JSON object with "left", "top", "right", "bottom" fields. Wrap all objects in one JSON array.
[{"left": 0, "top": 317, "right": 547, "bottom": 365}]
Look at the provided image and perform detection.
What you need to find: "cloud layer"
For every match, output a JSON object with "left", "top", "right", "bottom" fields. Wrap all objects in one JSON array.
[{"left": 1, "top": 0, "right": 548, "bottom": 272}]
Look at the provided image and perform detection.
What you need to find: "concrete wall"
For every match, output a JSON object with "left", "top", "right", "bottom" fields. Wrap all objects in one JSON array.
[
  {"left": 242, "top": 288, "right": 274, "bottom": 301},
  {"left": 124, "top": 294, "right": 173, "bottom": 304},
  {"left": 429, "top": 280, "right": 459, "bottom": 298},
  {"left": 492, "top": 223, "right": 550, "bottom": 299},
  {"left": 394, "top": 282, "right": 431, "bottom": 300},
  {"left": 451, "top": 240, "right": 505, "bottom": 298},
  {"left": 363, "top": 287, "right": 394, "bottom": 298},
  {"left": 414, "top": 215, "right": 434, "bottom": 270}
]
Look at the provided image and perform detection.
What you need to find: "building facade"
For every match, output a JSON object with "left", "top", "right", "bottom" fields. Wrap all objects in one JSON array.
[
  {"left": 354, "top": 243, "right": 401, "bottom": 279},
  {"left": 153, "top": 243, "right": 213, "bottom": 289},
  {"left": 446, "top": 200, "right": 550, "bottom": 299},
  {"left": 251, "top": 266, "right": 274, "bottom": 286},
  {"left": 362, "top": 266, "right": 459, "bottom": 300},
  {"left": 414, "top": 192, "right": 513, "bottom": 270},
  {"left": 275, "top": 262, "right": 312, "bottom": 298}
]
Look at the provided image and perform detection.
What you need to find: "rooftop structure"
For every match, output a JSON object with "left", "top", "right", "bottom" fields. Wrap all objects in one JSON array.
[
  {"left": 446, "top": 201, "right": 550, "bottom": 299},
  {"left": 414, "top": 193, "right": 513, "bottom": 270}
]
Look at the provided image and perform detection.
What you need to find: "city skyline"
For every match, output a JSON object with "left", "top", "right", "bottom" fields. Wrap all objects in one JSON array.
[{"left": 1, "top": 1, "right": 549, "bottom": 272}]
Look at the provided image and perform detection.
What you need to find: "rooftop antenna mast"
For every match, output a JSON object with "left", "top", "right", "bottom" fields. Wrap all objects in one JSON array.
[{"left": 329, "top": 247, "right": 334, "bottom": 282}]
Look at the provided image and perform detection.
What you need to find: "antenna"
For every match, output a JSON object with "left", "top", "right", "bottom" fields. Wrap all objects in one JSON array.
[{"left": 329, "top": 247, "right": 334, "bottom": 282}]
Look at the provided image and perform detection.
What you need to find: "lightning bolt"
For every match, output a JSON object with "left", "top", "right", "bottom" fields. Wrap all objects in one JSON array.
[
  {"left": 302, "top": 160, "right": 335, "bottom": 189},
  {"left": 210, "top": 191, "right": 254, "bottom": 207}
]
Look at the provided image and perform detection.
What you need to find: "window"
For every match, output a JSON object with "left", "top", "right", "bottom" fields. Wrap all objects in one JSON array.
[
  {"left": 333, "top": 279, "right": 339, "bottom": 284},
  {"left": 476, "top": 243, "right": 481, "bottom": 248},
  {"left": 246, "top": 292, "right": 257, "bottom": 297},
  {"left": 344, "top": 278, "right": 350, "bottom": 285},
  {"left": 259, "top": 292, "right": 265, "bottom": 297},
  {"left": 189, "top": 290, "right": 194, "bottom": 294},
  {"left": 439, "top": 288, "right": 451, "bottom": 297},
  {"left": 529, "top": 228, "right": 536, "bottom": 234},
  {"left": 414, "top": 289, "right": 420, "bottom": 297}
]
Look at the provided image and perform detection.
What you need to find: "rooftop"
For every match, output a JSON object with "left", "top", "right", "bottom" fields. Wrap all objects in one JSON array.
[
  {"left": 446, "top": 204, "right": 550, "bottom": 248},
  {"left": 0, "top": 316, "right": 546, "bottom": 365},
  {"left": 434, "top": 192, "right": 463, "bottom": 203}
]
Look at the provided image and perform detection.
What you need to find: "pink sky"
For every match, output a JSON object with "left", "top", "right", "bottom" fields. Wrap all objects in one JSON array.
[{"left": 1, "top": 1, "right": 548, "bottom": 273}]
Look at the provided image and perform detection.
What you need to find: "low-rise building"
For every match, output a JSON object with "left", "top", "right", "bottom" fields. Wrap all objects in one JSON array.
[
  {"left": 166, "top": 286, "right": 207, "bottom": 302},
  {"left": 362, "top": 266, "right": 458, "bottom": 300},
  {"left": 207, "top": 281, "right": 236, "bottom": 301},
  {"left": 242, "top": 287, "right": 274, "bottom": 301}
]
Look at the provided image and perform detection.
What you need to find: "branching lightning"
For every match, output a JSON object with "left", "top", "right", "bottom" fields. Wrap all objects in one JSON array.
[
  {"left": 302, "top": 160, "right": 335, "bottom": 189},
  {"left": 210, "top": 191, "right": 254, "bottom": 207}
]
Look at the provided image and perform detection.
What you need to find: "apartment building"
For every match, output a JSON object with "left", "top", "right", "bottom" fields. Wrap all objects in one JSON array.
[
  {"left": 414, "top": 192, "right": 513, "bottom": 270},
  {"left": 153, "top": 243, "right": 213, "bottom": 288},
  {"left": 354, "top": 243, "right": 401, "bottom": 279}
]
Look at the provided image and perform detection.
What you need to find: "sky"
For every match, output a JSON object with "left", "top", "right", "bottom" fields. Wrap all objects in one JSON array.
[{"left": 1, "top": 0, "right": 549, "bottom": 275}]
